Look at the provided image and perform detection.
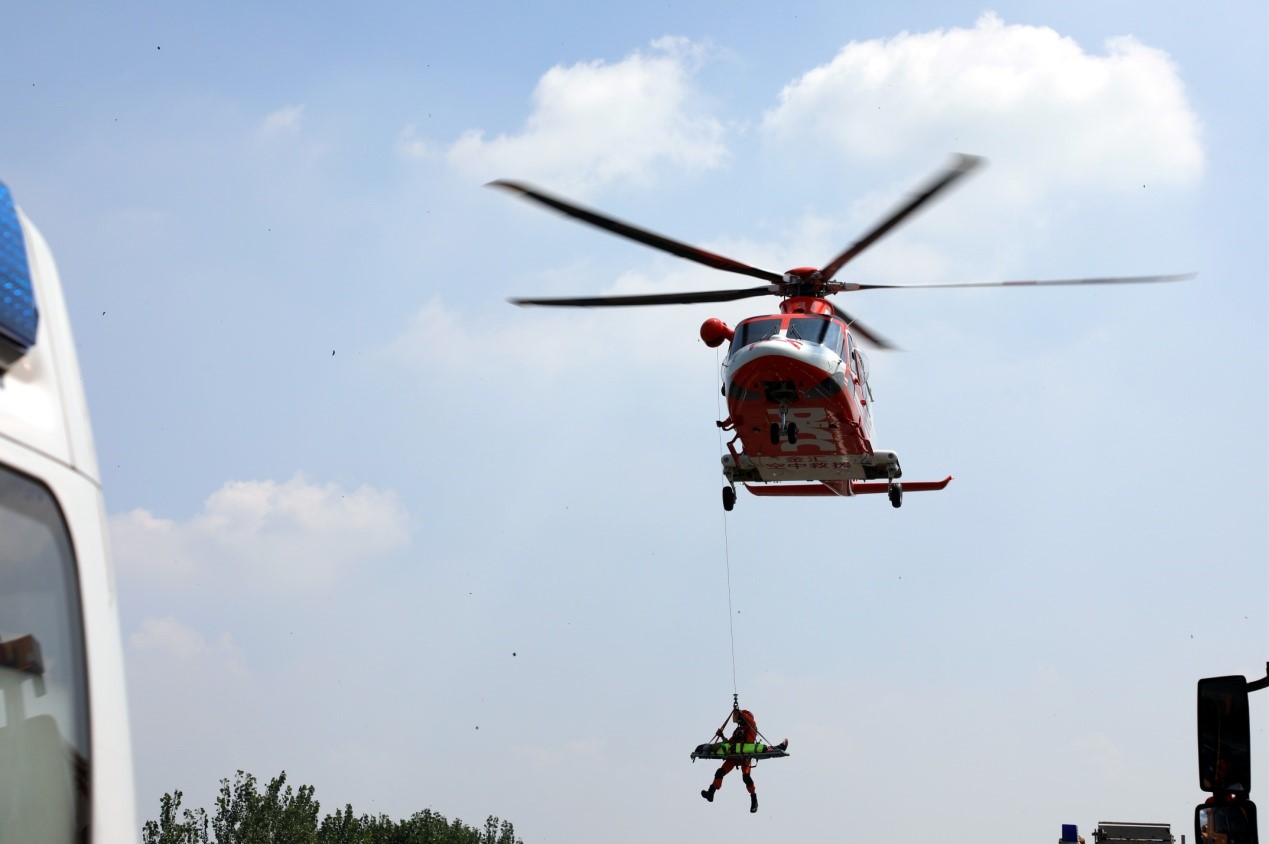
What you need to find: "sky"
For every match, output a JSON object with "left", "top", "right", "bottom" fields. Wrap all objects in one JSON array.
[{"left": 2, "top": 2, "right": 1266, "bottom": 842}]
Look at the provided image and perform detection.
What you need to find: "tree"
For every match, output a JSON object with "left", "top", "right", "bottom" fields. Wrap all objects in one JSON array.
[
  {"left": 141, "top": 790, "right": 208, "bottom": 844},
  {"left": 144, "top": 772, "right": 523, "bottom": 844},
  {"left": 316, "top": 804, "right": 366, "bottom": 844},
  {"left": 210, "top": 771, "right": 319, "bottom": 844}
]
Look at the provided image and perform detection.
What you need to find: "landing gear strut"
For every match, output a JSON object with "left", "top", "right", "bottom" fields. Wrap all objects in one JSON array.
[{"left": 887, "top": 482, "right": 903, "bottom": 509}]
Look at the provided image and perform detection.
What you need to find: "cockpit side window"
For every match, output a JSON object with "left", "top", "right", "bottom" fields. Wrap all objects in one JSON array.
[
  {"left": 731, "top": 319, "right": 781, "bottom": 349},
  {"left": 823, "top": 319, "right": 844, "bottom": 357}
]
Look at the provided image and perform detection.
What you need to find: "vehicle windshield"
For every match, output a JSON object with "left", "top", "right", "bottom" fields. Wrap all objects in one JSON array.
[
  {"left": 731, "top": 319, "right": 781, "bottom": 348},
  {"left": 0, "top": 465, "right": 90, "bottom": 843}
]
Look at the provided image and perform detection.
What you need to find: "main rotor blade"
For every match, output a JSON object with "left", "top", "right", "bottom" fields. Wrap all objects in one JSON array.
[
  {"left": 830, "top": 303, "right": 900, "bottom": 351},
  {"left": 840, "top": 272, "right": 1195, "bottom": 292},
  {"left": 509, "top": 285, "right": 780, "bottom": 308},
  {"left": 819, "top": 154, "right": 985, "bottom": 282},
  {"left": 489, "top": 180, "right": 784, "bottom": 283}
]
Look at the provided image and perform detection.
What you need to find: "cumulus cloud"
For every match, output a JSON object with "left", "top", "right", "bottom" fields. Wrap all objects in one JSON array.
[
  {"left": 384, "top": 268, "right": 752, "bottom": 383},
  {"left": 383, "top": 297, "right": 612, "bottom": 377},
  {"left": 257, "top": 104, "right": 306, "bottom": 138},
  {"left": 130, "top": 617, "right": 246, "bottom": 674},
  {"left": 395, "top": 124, "right": 431, "bottom": 160},
  {"left": 111, "top": 474, "right": 411, "bottom": 591},
  {"left": 761, "top": 13, "right": 1203, "bottom": 195},
  {"left": 444, "top": 37, "right": 728, "bottom": 195}
]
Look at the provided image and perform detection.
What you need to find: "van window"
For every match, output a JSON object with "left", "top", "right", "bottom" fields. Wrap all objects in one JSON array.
[{"left": 0, "top": 465, "right": 90, "bottom": 843}]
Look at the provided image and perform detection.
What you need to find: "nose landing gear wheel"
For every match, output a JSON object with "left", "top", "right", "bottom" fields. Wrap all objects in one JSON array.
[
  {"left": 722, "top": 486, "right": 736, "bottom": 511},
  {"left": 769, "top": 423, "right": 781, "bottom": 445},
  {"left": 786, "top": 422, "right": 798, "bottom": 445},
  {"left": 888, "top": 483, "right": 903, "bottom": 509}
]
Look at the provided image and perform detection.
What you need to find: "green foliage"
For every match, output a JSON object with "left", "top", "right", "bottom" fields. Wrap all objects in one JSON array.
[
  {"left": 141, "top": 789, "right": 208, "bottom": 844},
  {"left": 143, "top": 772, "right": 522, "bottom": 844}
]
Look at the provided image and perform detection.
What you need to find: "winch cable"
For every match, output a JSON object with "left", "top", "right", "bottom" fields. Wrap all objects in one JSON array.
[
  {"left": 697, "top": 350, "right": 787, "bottom": 770},
  {"left": 714, "top": 347, "right": 739, "bottom": 699}
]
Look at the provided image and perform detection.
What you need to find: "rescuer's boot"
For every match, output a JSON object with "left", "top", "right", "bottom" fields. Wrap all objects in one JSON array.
[
  {"left": 775, "top": 739, "right": 788, "bottom": 751},
  {"left": 700, "top": 788, "right": 715, "bottom": 803},
  {"left": 750, "top": 793, "right": 758, "bottom": 813}
]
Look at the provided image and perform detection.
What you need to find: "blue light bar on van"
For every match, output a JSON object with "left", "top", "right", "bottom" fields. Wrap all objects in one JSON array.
[{"left": 0, "top": 181, "right": 38, "bottom": 371}]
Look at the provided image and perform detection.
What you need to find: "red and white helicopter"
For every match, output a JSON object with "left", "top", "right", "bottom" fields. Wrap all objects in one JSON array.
[{"left": 493, "top": 155, "right": 1189, "bottom": 511}]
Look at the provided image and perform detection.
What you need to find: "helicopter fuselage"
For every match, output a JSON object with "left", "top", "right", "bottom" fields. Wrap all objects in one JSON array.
[
  {"left": 723, "top": 299, "right": 875, "bottom": 458},
  {"left": 707, "top": 296, "right": 949, "bottom": 507}
]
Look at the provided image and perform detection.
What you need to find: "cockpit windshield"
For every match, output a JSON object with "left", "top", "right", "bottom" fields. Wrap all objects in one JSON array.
[
  {"left": 787, "top": 316, "right": 844, "bottom": 355},
  {"left": 786, "top": 316, "right": 828, "bottom": 343},
  {"left": 731, "top": 319, "right": 781, "bottom": 348}
]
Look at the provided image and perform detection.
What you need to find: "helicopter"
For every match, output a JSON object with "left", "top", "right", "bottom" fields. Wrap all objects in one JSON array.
[{"left": 491, "top": 155, "right": 1190, "bottom": 511}]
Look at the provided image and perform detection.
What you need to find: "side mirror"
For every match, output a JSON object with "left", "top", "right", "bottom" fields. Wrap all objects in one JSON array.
[
  {"left": 1196, "top": 801, "right": 1258, "bottom": 844},
  {"left": 1198, "top": 675, "right": 1252, "bottom": 793}
]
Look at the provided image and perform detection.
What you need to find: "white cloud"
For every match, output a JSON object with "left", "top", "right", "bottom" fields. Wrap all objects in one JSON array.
[
  {"left": 109, "top": 508, "right": 194, "bottom": 582},
  {"left": 761, "top": 13, "right": 1204, "bottom": 195},
  {"left": 383, "top": 269, "right": 753, "bottom": 384},
  {"left": 445, "top": 37, "right": 728, "bottom": 195},
  {"left": 384, "top": 295, "right": 627, "bottom": 377},
  {"left": 131, "top": 616, "right": 204, "bottom": 658},
  {"left": 394, "top": 124, "right": 431, "bottom": 161},
  {"left": 257, "top": 104, "right": 306, "bottom": 138},
  {"left": 130, "top": 617, "right": 246, "bottom": 674},
  {"left": 111, "top": 474, "right": 411, "bottom": 591}
]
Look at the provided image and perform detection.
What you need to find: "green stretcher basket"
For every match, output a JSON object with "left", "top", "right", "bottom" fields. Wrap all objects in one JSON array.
[{"left": 691, "top": 741, "right": 789, "bottom": 761}]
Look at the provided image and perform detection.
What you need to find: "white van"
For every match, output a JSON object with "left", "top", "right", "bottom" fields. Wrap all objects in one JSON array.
[{"left": 0, "top": 182, "right": 136, "bottom": 842}]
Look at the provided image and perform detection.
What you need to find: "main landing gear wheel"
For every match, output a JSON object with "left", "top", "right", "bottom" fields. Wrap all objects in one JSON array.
[
  {"left": 771, "top": 421, "right": 799, "bottom": 445},
  {"left": 722, "top": 486, "right": 736, "bottom": 511},
  {"left": 888, "top": 483, "right": 903, "bottom": 509}
]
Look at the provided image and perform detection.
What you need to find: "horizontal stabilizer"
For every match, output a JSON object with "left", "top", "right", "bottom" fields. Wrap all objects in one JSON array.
[{"left": 853, "top": 475, "right": 953, "bottom": 494}]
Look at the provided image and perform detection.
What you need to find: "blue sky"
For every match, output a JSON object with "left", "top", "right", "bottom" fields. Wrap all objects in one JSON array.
[{"left": 3, "top": 2, "right": 1266, "bottom": 842}]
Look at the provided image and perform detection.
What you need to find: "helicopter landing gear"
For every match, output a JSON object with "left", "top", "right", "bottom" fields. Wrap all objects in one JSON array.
[
  {"left": 722, "top": 485, "right": 736, "bottom": 511},
  {"left": 770, "top": 421, "right": 799, "bottom": 445},
  {"left": 887, "top": 482, "right": 903, "bottom": 509},
  {"left": 770, "top": 405, "right": 798, "bottom": 445}
]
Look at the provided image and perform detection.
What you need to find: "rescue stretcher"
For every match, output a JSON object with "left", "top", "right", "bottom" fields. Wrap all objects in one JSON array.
[{"left": 691, "top": 741, "right": 790, "bottom": 762}]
